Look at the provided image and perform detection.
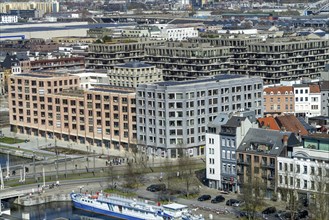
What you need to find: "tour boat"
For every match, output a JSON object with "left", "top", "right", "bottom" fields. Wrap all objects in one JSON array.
[{"left": 70, "top": 192, "right": 204, "bottom": 220}]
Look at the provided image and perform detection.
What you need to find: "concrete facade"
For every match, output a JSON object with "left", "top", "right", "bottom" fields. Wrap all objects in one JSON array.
[
  {"left": 108, "top": 62, "right": 163, "bottom": 88},
  {"left": 144, "top": 41, "right": 231, "bottom": 81},
  {"left": 86, "top": 40, "right": 165, "bottom": 70},
  {"left": 136, "top": 75, "right": 263, "bottom": 158}
]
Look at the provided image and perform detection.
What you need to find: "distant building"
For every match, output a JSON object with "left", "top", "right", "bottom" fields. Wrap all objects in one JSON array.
[
  {"left": 108, "top": 62, "right": 163, "bottom": 88},
  {"left": 0, "top": 1, "right": 59, "bottom": 14},
  {"left": 0, "top": 14, "right": 18, "bottom": 23},
  {"left": 9, "top": 9, "right": 43, "bottom": 19},
  {"left": 87, "top": 28, "right": 113, "bottom": 39},
  {"left": 136, "top": 75, "right": 263, "bottom": 158},
  {"left": 30, "top": 56, "right": 85, "bottom": 72}
]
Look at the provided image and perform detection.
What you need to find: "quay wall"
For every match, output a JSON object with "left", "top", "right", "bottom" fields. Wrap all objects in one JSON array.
[{"left": 14, "top": 193, "right": 71, "bottom": 206}]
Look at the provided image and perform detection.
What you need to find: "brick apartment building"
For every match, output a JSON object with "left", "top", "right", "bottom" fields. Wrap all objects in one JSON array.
[
  {"left": 263, "top": 86, "right": 295, "bottom": 115},
  {"left": 8, "top": 72, "right": 137, "bottom": 151}
]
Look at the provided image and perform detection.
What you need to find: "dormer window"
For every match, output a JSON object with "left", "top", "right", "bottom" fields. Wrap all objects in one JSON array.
[
  {"left": 270, "top": 91, "right": 274, "bottom": 95},
  {"left": 285, "top": 91, "right": 288, "bottom": 95},
  {"left": 277, "top": 91, "right": 281, "bottom": 95}
]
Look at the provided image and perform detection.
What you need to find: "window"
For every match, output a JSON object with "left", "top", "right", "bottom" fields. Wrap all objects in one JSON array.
[
  {"left": 311, "top": 181, "right": 315, "bottom": 190},
  {"left": 290, "top": 177, "right": 293, "bottom": 186},
  {"left": 304, "top": 165, "right": 307, "bottom": 174},
  {"left": 222, "top": 150, "right": 225, "bottom": 159},
  {"left": 284, "top": 163, "right": 288, "bottom": 172},
  {"left": 279, "top": 162, "right": 282, "bottom": 170},
  {"left": 227, "top": 151, "right": 230, "bottom": 160},
  {"left": 297, "top": 165, "right": 300, "bottom": 173},
  {"left": 290, "top": 163, "right": 293, "bottom": 172},
  {"left": 297, "top": 179, "right": 300, "bottom": 188},
  {"left": 303, "top": 180, "right": 307, "bottom": 189},
  {"left": 279, "top": 175, "right": 282, "bottom": 184},
  {"left": 311, "top": 166, "right": 315, "bottom": 175}
]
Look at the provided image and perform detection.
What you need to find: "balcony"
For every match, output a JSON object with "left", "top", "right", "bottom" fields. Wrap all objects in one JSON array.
[
  {"left": 237, "top": 159, "right": 250, "bottom": 165},
  {"left": 261, "top": 163, "right": 275, "bottom": 169}
]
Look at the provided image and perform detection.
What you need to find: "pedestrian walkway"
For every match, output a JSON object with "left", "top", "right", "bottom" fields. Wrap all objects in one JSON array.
[{"left": 0, "top": 127, "right": 133, "bottom": 159}]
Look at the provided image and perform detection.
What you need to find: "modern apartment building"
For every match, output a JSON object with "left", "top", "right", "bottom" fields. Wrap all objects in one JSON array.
[
  {"left": 86, "top": 39, "right": 164, "bottom": 70},
  {"left": 206, "top": 111, "right": 257, "bottom": 192},
  {"left": 8, "top": 72, "right": 137, "bottom": 152},
  {"left": 190, "top": 37, "right": 329, "bottom": 85},
  {"left": 189, "top": 36, "right": 263, "bottom": 76},
  {"left": 136, "top": 75, "right": 263, "bottom": 159},
  {"left": 144, "top": 41, "right": 231, "bottom": 81},
  {"left": 246, "top": 38, "right": 329, "bottom": 84},
  {"left": 108, "top": 62, "right": 163, "bottom": 88},
  {"left": 30, "top": 57, "right": 85, "bottom": 72},
  {"left": 263, "top": 86, "right": 295, "bottom": 115},
  {"left": 237, "top": 128, "right": 301, "bottom": 197}
]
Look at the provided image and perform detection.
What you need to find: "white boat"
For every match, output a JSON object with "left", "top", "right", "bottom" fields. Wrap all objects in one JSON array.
[{"left": 70, "top": 193, "right": 204, "bottom": 220}]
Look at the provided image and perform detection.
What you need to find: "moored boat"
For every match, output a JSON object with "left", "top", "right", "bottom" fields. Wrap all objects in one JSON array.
[{"left": 70, "top": 192, "right": 204, "bottom": 220}]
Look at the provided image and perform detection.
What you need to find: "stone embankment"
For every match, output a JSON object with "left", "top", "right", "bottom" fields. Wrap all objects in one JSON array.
[
  {"left": 0, "top": 148, "right": 44, "bottom": 160},
  {"left": 14, "top": 193, "right": 71, "bottom": 206}
]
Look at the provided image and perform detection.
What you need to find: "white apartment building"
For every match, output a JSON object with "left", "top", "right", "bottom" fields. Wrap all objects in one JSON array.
[
  {"left": 294, "top": 84, "right": 321, "bottom": 117},
  {"left": 277, "top": 146, "right": 329, "bottom": 200},
  {"left": 163, "top": 26, "right": 198, "bottom": 41},
  {"left": 0, "top": 14, "right": 18, "bottom": 23},
  {"left": 206, "top": 111, "right": 257, "bottom": 191},
  {"left": 72, "top": 72, "right": 109, "bottom": 89}
]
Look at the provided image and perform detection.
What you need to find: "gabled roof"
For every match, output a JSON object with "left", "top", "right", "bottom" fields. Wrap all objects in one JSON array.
[
  {"left": 320, "top": 81, "right": 329, "bottom": 91},
  {"left": 264, "top": 86, "right": 293, "bottom": 95},
  {"left": 258, "top": 117, "right": 280, "bottom": 130},
  {"left": 237, "top": 128, "right": 300, "bottom": 156},
  {"left": 309, "top": 84, "right": 320, "bottom": 93},
  {"left": 275, "top": 115, "right": 308, "bottom": 136},
  {"left": 224, "top": 116, "right": 246, "bottom": 128}
]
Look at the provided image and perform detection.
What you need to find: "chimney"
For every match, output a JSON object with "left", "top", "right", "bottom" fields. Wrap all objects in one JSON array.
[{"left": 282, "top": 135, "right": 288, "bottom": 147}]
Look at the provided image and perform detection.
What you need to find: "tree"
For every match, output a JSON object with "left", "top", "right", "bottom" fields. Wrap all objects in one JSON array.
[
  {"left": 239, "top": 176, "right": 266, "bottom": 220},
  {"left": 310, "top": 163, "right": 329, "bottom": 220},
  {"left": 177, "top": 152, "right": 198, "bottom": 198}
]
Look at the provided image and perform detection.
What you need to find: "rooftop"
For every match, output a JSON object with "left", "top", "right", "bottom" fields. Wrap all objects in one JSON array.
[
  {"left": 237, "top": 128, "right": 300, "bottom": 156},
  {"left": 258, "top": 117, "right": 281, "bottom": 130},
  {"left": 116, "top": 62, "right": 152, "bottom": 68},
  {"left": 264, "top": 86, "right": 293, "bottom": 94},
  {"left": 155, "top": 74, "right": 244, "bottom": 87},
  {"left": 276, "top": 115, "right": 309, "bottom": 136}
]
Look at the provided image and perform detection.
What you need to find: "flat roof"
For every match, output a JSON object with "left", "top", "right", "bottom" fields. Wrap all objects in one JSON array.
[
  {"left": 155, "top": 74, "right": 244, "bottom": 86},
  {"left": 163, "top": 203, "right": 187, "bottom": 210},
  {"left": 116, "top": 62, "right": 152, "bottom": 68},
  {"left": 15, "top": 74, "right": 52, "bottom": 78},
  {"left": 89, "top": 88, "right": 133, "bottom": 94},
  {"left": 0, "top": 23, "right": 135, "bottom": 34}
]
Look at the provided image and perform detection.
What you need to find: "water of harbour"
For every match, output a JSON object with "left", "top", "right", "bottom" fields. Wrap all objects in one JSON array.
[
  {"left": 0, "top": 153, "right": 32, "bottom": 167},
  {"left": 9, "top": 202, "right": 116, "bottom": 220}
]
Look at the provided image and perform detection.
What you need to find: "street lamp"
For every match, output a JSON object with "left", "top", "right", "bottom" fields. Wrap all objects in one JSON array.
[{"left": 33, "top": 151, "right": 36, "bottom": 182}]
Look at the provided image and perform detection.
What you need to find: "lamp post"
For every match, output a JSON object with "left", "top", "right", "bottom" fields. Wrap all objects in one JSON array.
[{"left": 33, "top": 151, "right": 36, "bottom": 182}]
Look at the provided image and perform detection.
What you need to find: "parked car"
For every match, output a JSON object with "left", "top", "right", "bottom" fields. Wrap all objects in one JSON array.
[
  {"left": 232, "top": 200, "right": 245, "bottom": 207},
  {"left": 211, "top": 195, "right": 225, "bottom": 203},
  {"left": 262, "top": 206, "right": 277, "bottom": 215},
  {"left": 197, "top": 195, "right": 211, "bottom": 201},
  {"left": 226, "top": 199, "right": 239, "bottom": 206},
  {"left": 146, "top": 184, "right": 166, "bottom": 192}
]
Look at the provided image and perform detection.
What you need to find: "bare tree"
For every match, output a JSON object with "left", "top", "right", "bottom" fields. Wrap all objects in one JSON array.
[
  {"left": 310, "top": 163, "right": 329, "bottom": 220},
  {"left": 239, "top": 176, "right": 266, "bottom": 220},
  {"left": 177, "top": 152, "right": 198, "bottom": 198}
]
